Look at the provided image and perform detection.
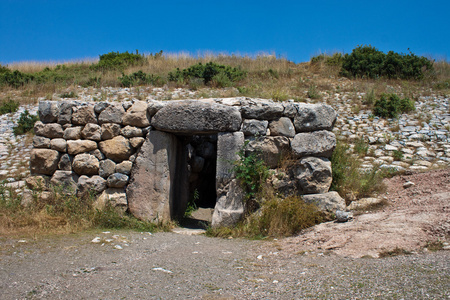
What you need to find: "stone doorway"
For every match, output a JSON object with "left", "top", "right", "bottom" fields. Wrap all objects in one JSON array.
[{"left": 182, "top": 134, "right": 218, "bottom": 227}]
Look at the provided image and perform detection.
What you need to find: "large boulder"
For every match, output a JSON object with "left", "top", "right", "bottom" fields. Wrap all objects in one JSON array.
[
  {"left": 101, "top": 123, "right": 121, "bottom": 140},
  {"left": 50, "top": 170, "right": 79, "bottom": 191},
  {"left": 94, "top": 188, "right": 128, "bottom": 214},
  {"left": 147, "top": 100, "right": 166, "bottom": 116},
  {"left": 269, "top": 117, "right": 296, "bottom": 138},
  {"left": 50, "top": 138, "right": 67, "bottom": 152},
  {"left": 67, "top": 140, "right": 98, "bottom": 155},
  {"left": 99, "top": 159, "right": 116, "bottom": 178},
  {"left": 293, "top": 103, "right": 336, "bottom": 132},
  {"left": 151, "top": 101, "right": 242, "bottom": 134},
  {"left": 294, "top": 157, "right": 332, "bottom": 194},
  {"left": 63, "top": 126, "right": 82, "bottom": 140},
  {"left": 58, "top": 153, "right": 72, "bottom": 171},
  {"left": 33, "top": 136, "right": 51, "bottom": 148},
  {"left": 127, "top": 130, "right": 188, "bottom": 221},
  {"left": 81, "top": 123, "right": 102, "bottom": 141},
  {"left": 107, "top": 173, "right": 129, "bottom": 188},
  {"left": 98, "top": 104, "right": 125, "bottom": 124},
  {"left": 302, "top": 191, "right": 346, "bottom": 213},
  {"left": 72, "top": 105, "right": 97, "bottom": 125},
  {"left": 30, "top": 149, "right": 60, "bottom": 175},
  {"left": 77, "top": 175, "right": 106, "bottom": 197},
  {"left": 291, "top": 130, "right": 336, "bottom": 158},
  {"left": 72, "top": 153, "right": 99, "bottom": 175},
  {"left": 241, "top": 119, "right": 268, "bottom": 136},
  {"left": 216, "top": 132, "right": 245, "bottom": 189},
  {"left": 212, "top": 179, "right": 245, "bottom": 228},
  {"left": 115, "top": 160, "right": 133, "bottom": 175},
  {"left": 122, "top": 100, "right": 150, "bottom": 127},
  {"left": 25, "top": 175, "right": 49, "bottom": 191},
  {"left": 57, "top": 101, "right": 79, "bottom": 125},
  {"left": 129, "top": 137, "right": 145, "bottom": 148},
  {"left": 240, "top": 100, "right": 284, "bottom": 120},
  {"left": 34, "top": 122, "right": 64, "bottom": 138},
  {"left": 121, "top": 125, "right": 143, "bottom": 138},
  {"left": 38, "top": 101, "right": 59, "bottom": 123},
  {"left": 98, "top": 136, "right": 134, "bottom": 162},
  {"left": 245, "top": 136, "right": 290, "bottom": 168}
]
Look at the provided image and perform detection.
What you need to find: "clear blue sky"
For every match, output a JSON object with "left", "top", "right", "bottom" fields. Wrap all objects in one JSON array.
[{"left": 1, "top": 0, "right": 449, "bottom": 64}]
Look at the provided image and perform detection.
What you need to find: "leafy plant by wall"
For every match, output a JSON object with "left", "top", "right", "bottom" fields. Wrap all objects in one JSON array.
[{"left": 233, "top": 141, "right": 271, "bottom": 206}]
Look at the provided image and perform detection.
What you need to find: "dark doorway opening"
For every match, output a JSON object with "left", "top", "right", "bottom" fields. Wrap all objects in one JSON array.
[{"left": 179, "top": 134, "right": 218, "bottom": 228}]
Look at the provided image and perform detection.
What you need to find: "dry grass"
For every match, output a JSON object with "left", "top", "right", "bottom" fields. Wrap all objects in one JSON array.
[
  {"left": 0, "top": 183, "right": 166, "bottom": 237},
  {"left": 2, "top": 52, "right": 449, "bottom": 105},
  {"left": 6, "top": 58, "right": 98, "bottom": 73}
]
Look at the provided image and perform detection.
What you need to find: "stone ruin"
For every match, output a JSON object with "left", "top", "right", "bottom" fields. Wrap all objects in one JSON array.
[{"left": 28, "top": 97, "right": 346, "bottom": 227}]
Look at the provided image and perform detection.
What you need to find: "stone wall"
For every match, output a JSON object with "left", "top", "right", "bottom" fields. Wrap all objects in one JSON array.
[{"left": 29, "top": 97, "right": 344, "bottom": 227}]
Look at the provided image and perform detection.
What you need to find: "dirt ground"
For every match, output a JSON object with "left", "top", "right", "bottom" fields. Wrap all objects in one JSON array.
[
  {"left": 275, "top": 168, "right": 450, "bottom": 259},
  {"left": 1, "top": 169, "right": 449, "bottom": 299}
]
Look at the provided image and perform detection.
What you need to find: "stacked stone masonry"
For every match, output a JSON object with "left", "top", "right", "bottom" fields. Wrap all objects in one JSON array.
[{"left": 30, "top": 98, "right": 344, "bottom": 227}]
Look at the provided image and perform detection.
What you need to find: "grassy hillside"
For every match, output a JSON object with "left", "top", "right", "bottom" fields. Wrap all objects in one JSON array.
[{"left": 1, "top": 48, "right": 449, "bottom": 106}]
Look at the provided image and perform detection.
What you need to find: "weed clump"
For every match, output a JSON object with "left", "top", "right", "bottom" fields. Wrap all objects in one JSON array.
[
  {"left": 373, "top": 93, "right": 415, "bottom": 118},
  {"left": 331, "top": 140, "right": 386, "bottom": 203},
  {"left": 207, "top": 188, "right": 323, "bottom": 238}
]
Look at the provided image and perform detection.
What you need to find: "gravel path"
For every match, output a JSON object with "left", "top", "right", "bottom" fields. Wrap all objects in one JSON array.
[{"left": 1, "top": 231, "right": 449, "bottom": 299}]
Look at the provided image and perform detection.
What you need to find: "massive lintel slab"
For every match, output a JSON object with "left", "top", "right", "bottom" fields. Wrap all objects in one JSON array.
[{"left": 151, "top": 100, "right": 242, "bottom": 134}]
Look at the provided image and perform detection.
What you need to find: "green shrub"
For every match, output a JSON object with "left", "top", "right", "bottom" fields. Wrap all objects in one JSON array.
[
  {"left": 0, "top": 69, "right": 34, "bottom": 88},
  {"left": 92, "top": 51, "right": 146, "bottom": 71},
  {"left": 13, "top": 110, "right": 39, "bottom": 135},
  {"left": 168, "top": 62, "right": 246, "bottom": 85},
  {"left": 340, "top": 45, "right": 433, "bottom": 79},
  {"left": 0, "top": 99, "right": 19, "bottom": 115},
  {"left": 119, "top": 70, "right": 164, "bottom": 87},
  {"left": 373, "top": 93, "right": 415, "bottom": 118}
]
